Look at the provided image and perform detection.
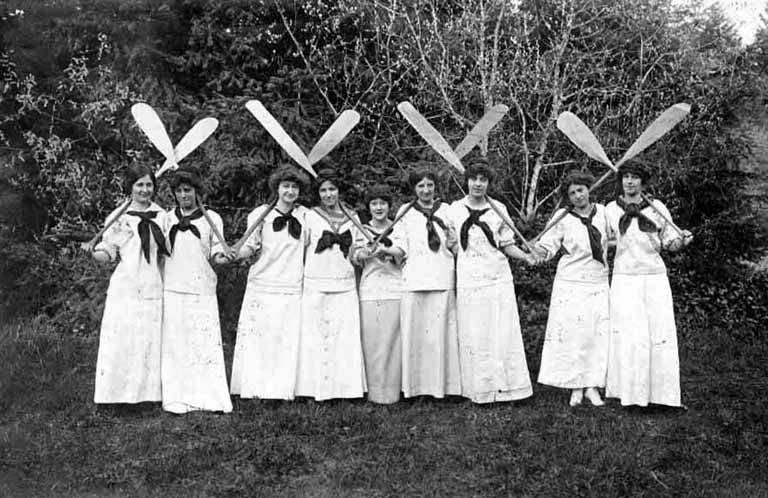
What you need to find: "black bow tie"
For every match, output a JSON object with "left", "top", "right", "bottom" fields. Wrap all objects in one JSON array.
[
  {"left": 127, "top": 210, "right": 170, "bottom": 263},
  {"left": 616, "top": 198, "right": 657, "bottom": 235},
  {"left": 315, "top": 230, "right": 353, "bottom": 257},
  {"left": 272, "top": 210, "right": 302, "bottom": 240},
  {"left": 412, "top": 201, "right": 447, "bottom": 252},
  {"left": 569, "top": 206, "right": 604, "bottom": 265},
  {"left": 459, "top": 207, "right": 496, "bottom": 251},
  {"left": 367, "top": 228, "right": 393, "bottom": 248},
  {"left": 169, "top": 208, "right": 203, "bottom": 250}
]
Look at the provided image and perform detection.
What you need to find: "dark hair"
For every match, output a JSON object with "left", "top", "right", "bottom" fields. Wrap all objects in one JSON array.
[
  {"left": 268, "top": 163, "right": 311, "bottom": 194},
  {"left": 122, "top": 163, "right": 156, "bottom": 195},
  {"left": 315, "top": 166, "right": 346, "bottom": 193},
  {"left": 464, "top": 157, "right": 496, "bottom": 186},
  {"left": 617, "top": 161, "right": 650, "bottom": 183},
  {"left": 560, "top": 170, "right": 595, "bottom": 200},
  {"left": 169, "top": 165, "right": 203, "bottom": 192},
  {"left": 364, "top": 184, "right": 393, "bottom": 209},
  {"left": 407, "top": 163, "right": 439, "bottom": 191}
]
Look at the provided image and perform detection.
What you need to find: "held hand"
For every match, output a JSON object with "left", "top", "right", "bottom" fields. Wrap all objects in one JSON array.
[
  {"left": 356, "top": 247, "right": 374, "bottom": 262},
  {"left": 666, "top": 230, "right": 692, "bottom": 252},
  {"left": 682, "top": 230, "right": 694, "bottom": 246},
  {"left": 445, "top": 226, "right": 458, "bottom": 249},
  {"left": 212, "top": 252, "right": 233, "bottom": 266}
]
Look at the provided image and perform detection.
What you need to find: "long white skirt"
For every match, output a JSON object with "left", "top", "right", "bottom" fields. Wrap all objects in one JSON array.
[
  {"left": 605, "top": 273, "right": 681, "bottom": 407},
  {"left": 94, "top": 292, "right": 162, "bottom": 404},
  {"left": 401, "top": 290, "right": 461, "bottom": 398},
  {"left": 295, "top": 289, "right": 366, "bottom": 400},
  {"left": 361, "top": 299, "right": 401, "bottom": 404},
  {"left": 230, "top": 289, "right": 301, "bottom": 400},
  {"left": 456, "top": 282, "right": 532, "bottom": 403},
  {"left": 538, "top": 279, "right": 610, "bottom": 389},
  {"left": 161, "top": 291, "right": 232, "bottom": 413}
]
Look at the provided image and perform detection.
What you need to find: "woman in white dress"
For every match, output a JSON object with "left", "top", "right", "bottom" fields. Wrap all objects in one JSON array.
[
  {"left": 160, "top": 165, "right": 233, "bottom": 413},
  {"left": 389, "top": 166, "right": 461, "bottom": 399},
  {"left": 534, "top": 171, "right": 610, "bottom": 407},
  {"left": 448, "top": 158, "right": 535, "bottom": 403},
  {"left": 90, "top": 164, "right": 168, "bottom": 404},
  {"left": 231, "top": 164, "right": 310, "bottom": 400},
  {"left": 295, "top": 167, "right": 366, "bottom": 400},
  {"left": 605, "top": 162, "right": 693, "bottom": 407},
  {"left": 352, "top": 185, "right": 403, "bottom": 404}
]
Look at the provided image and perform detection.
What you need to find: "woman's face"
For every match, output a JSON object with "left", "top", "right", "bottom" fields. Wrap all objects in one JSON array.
[
  {"left": 131, "top": 174, "right": 154, "bottom": 206},
  {"left": 414, "top": 177, "right": 435, "bottom": 204},
  {"left": 467, "top": 174, "right": 489, "bottom": 199},
  {"left": 319, "top": 180, "right": 339, "bottom": 209},
  {"left": 368, "top": 198, "right": 390, "bottom": 222},
  {"left": 567, "top": 184, "right": 590, "bottom": 210},
  {"left": 173, "top": 183, "right": 197, "bottom": 211},
  {"left": 278, "top": 180, "right": 300, "bottom": 205},
  {"left": 622, "top": 172, "right": 643, "bottom": 196}
]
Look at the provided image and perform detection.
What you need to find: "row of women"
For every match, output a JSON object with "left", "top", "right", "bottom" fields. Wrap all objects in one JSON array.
[{"left": 89, "top": 157, "right": 692, "bottom": 413}]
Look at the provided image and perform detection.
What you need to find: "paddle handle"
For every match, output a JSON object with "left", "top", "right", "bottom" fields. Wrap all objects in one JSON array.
[
  {"left": 84, "top": 199, "right": 131, "bottom": 251},
  {"left": 640, "top": 193, "right": 685, "bottom": 237},
  {"left": 196, "top": 199, "right": 231, "bottom": 255},
  {"left": 231, "top": 198, "right": 278, "bottom": 255},
  {"left": 485, "top": 196, "right": 536, "bottom": 254},
  {"left": 339, "top": 202, "right": 374, "bottom": 243}
]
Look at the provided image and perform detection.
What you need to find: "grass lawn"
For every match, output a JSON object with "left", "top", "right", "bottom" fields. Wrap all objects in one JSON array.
[{"left": 1, "top": 307, "right": 766, "bottom": 498}]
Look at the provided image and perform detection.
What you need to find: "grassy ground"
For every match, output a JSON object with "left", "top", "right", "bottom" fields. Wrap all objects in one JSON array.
[{"left": 1, "top": 305, "right": 766, "bottom": 498}]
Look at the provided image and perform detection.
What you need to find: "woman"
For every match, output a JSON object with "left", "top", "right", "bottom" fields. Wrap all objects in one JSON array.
[
  {"left": 231, "top": 164, "right": 310, "bottom": 400},
  {"left": 389, "top": 165, "right": 461, "bottom": 399},
  {"left": 534, "top": 171, "right": 610, "bottom": 407},
  {"left": 352, "top": 185, "right": 403, "bottom": 404},
  {"left": 605, "top": 162, "right": 693, "bottom": 407},
  {"left": 295, "top": 167, "right": 366, "bottom": 400},
  {"left": 448, "top": 158, "right": 535, "bottom": 403},
  {"left": 90, "top": 164, "right": 168, "bottom": 404},
  {"left": 160, "top": 165, "right": 232, "bottom": 413}
]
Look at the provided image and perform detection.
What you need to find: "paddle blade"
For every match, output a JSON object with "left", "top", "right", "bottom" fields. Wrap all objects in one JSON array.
[
  {"left": 454, "top": 104, "right": 509, "bottom": 159},
  {"left": 131, "top": 103, "right": 175, "bottom": 160},
  {"left": 307, "top": 110, "right": 360, "bottom": 165},
  {"left": 156, "top": 117, "right": 220, "bottom": 178},
  {"left": 556, "top": 112, "right": 614, "bottom": 169},
  {"left": 615, "top": 103, "right": 691, "bottom": 167},
  {"left": 245, "top": 100, "right": 315, "bottom": 177},
  {"left": 397, "top": 101, "right": 464, "bottom": 173}
]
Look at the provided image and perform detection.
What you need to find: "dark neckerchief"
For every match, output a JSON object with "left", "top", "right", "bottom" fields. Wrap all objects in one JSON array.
[
  {"left": 411, "top": 200, "right": 447, "bottom": 252},
  {"left": 459, "top": 205, "right": 496, "bottom": 251},
  {"left": 272, "top": 207, "right": 302, "bottom": 240},
  {"left": 169, "top": 207, "right": 203, "bottom": 250},
  {"left": 315, "top": 230, "right": 353, "bottom": 257},
  {"left": 365, "top": 225, "right": 393, "bottom": 247},
  {"left": 568, "top": 205, "right": 604, "bottom": 265},
  {"left": 127, "top": 210, "right": 170, "bottom": 263},
  {"left": 616, "top": 197, "right": 657, "bottom": 235}
]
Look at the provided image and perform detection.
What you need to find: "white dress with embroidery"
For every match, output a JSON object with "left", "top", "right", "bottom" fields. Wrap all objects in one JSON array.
[
  {"left": 295, "top": 207, "right": 366, "bottom": 400},
  {"left": 605, "top": 198, "right": 682, "bottom": 407},
  {"left": 231, "top": 205, "right": 308, "bottom": 400},
  {"left": 354, "top": 225, "right": 403, "bottom": 404},
  {"left": 448, "top": 197, "right": 533, "bottom": 403},
  {"left": 160, "top": 208, "right": 232, "bottom": 413},
  {"left": 93, "top": 202, "right": 164, "bottom": 404},
  {"left": 535, "top": 204, "right": 610, "bottom": 390},
  {"left": 392, "top": 201, "right": 461, "bottom": 398}
]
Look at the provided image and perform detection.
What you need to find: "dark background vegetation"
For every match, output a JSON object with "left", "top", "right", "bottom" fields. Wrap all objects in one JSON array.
[{"left": 1, "top": 0, "right": 767, "bottom": 496}]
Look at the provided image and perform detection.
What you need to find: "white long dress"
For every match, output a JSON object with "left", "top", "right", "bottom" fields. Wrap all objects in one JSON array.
[
  {"left": 536, "top": 204, "right": 610, "bottom": 390},
  {"left": 230, "top": 204, "right": 308, "bottom": 400},
  {"left": 93, "top": 202, "right": 164, "bottom": 404},
  {"left": 605, "top": 198, "right": 682, "bottom": 407},
  {"left": 448, "top": 197, "right": 532, "bottom": 403},
  {"left": 355, "top": 225, "right": 403, "bottom": 404},
  {"left": 295, "top": 207, "right": 366, "bottom": 400},
  {"left": 392, "top": 201, "right": 461, "bottom": 398},
  {"left": 160, "top": 208, "right": 232, "bottom": 414}
]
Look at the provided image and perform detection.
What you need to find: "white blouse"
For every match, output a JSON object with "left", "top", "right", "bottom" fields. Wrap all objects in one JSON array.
[
  {"left": 605, "top": 199, "right": 680, "bottom": 275},
  {"left": 303, "top": 207, "right": 358, "bottom": 293},
  {"left": 448, "top": 197, "right": 516, "bottom": 289},
  {"left": 241, "top": 204, "right": 308, "bottom": 294},
  {"left": 391, "top": 201, "right": 455, "bottom": 291},
  {"left": 95, "top": 202, "right": 165, "bottom": 299},
  {"left": 162, "top": 208, "right": 223, "bottom": 295},
  {"left": 537, "top": 204, "right": 609, "bottom": 284}
]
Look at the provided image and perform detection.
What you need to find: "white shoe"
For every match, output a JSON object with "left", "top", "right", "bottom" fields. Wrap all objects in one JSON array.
[
  {"left": 569, "top": 389, "right": 583, "bottom": 407},
  {"left": 585, "top": 387, "right": 604, "bottom": 406}
]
